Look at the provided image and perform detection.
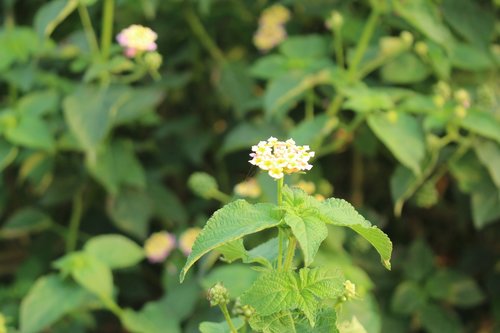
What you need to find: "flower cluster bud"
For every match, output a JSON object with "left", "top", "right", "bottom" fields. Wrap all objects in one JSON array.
[
  {"left": 340, "top": 280, "right": 356, "bottom": 302},
  {"left": 325, "top": 11, "right": 343, "bottom": 31},
  {"left": 116, "top": 24, "right": 158, "bottom": 58},
  {"left": 144, "top": 51, "right": 163, "bottom": 71},
  {"left": 188, "top": 172, "right": 219, "bottom": 199},
  {"left": 233, "top": 298, "right": 256, "bottom": 318},
  {"left": 144, "top": 231, "right": 176, "bottom": 263},
  {"left": 254, "top": 5, "right": 290, "bottom": 52},
  {"left": 414, "top": 41, "right": 428, "bottom": 57},
  {"left": 400, "top": 31, "right": 414, "bottom": 48},
  {"left": 207, "top": 282, "right": 230, "bottom": 306},
  {"left": 249, "top": 137, "right": 315, "bottom": 179},
  {"left": 234, "top": 178, "right": 261, "bottom": 198},
  {"left": 454, "top": 89, "right": 471, "bottom": 108}
]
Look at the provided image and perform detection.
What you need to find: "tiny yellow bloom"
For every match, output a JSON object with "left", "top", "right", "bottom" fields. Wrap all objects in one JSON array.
[
  {"left": 144, "top": 231, "right": 176, "bottom": 263},
  {"left": 179, "top": 227, "right": 202, "bottom": 256},
  {"left": 253, "top": 24, "right": 287, "bottom": 52}
]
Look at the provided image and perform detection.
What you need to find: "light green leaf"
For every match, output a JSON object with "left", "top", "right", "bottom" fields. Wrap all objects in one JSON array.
[
  {"left": 296, "top": 308, "right": 339, "bottom": 333},
  {"left": 279, "top": 35, "right": 329, "bottom": 59},
  {"left": 5, "top": 115, "right": 54, "bottom": 151},
  {"left": 320, "top": 198, "right": 392, "bottom": 269},
  {"left": 289, "top": 114, "right": 336, "bottom": 151},
  {"left": 107, "top": 188, "right": 154, "bottom": 239},
  {"left": 343, "top": 86, "right": 394, "bottom": 113},
  {"left": 368, "top": 112, "right": 426, "bottom": 175},
  {"left": 34, "top": 0, "right": 79, "bottom": 37},
  {"left": 450, "top": 43, "right": 495, "bottom": 71},
  {"left": 0, "top": 208, "right": 52, "bottom": 239},
  {"left": 84, "top": 234, "right": 145, "bottom": 269},
  {"left": 70, "top": 253, "right": 113, "bottom": 298},
  {"left": 20, "top": 274, "right": 94, "bottom": 333},
  {"left": 250, "top": 55, "right": 288, "bottom": 79},
  {"left": 337, "top": 295, "right": 380, "bottom": 333},
  {"left": 426, "top": 270, "right": 485, "bottom": 307},
  {"left": 475, "top": 140, "right": 500, "bottom": 188},
  {"left": 390, "top": 281, "right": 427, "bottom": 315},
  {"left": 201, "top": 264, "right": 259, "bottom": 298},
  {"left": 218, "top": 238, "right": 278, "bottom": 268},
  {"left": 241, "top": 267, "right": 344, "bottom": 326},
  {"left": 461, "top": 109, "right": 500, "bottom": 144},
  {"left": 471, "top": 184, "right": 500, "bottom": 229},
  {"left": 87, "top": 140, "right": 146, "bottom": 194},
  {"left": 121, "top": 302, "right": 181, "bottom": 333},
  {"left": 380, "top": 53, "right": 430, "bottom": 84},
  {"left": 199, "top": 318, "right": 245, "bottom": 333},
  {"left": 180, "top": 200, "right": 281, "bottom": 282},
  {"left": 217, "top": 61, "right": 257, "bottom": 117}
]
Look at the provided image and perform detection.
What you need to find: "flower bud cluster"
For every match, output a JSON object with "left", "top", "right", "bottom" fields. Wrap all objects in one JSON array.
[
  {"left": 207, "top": 282, "right": 230, "bottom": 306},
  {"left": 249, "top": 137, "right": 315, "bottom": 179},
  {"left": 233, "top": 298, "right": 256, "bottom": 318},
  {"left": 325, "top": 11, "right": 343, "bottom": 31},
  {"left": 117, "top": 24, "right": 158, "bottom": 58},
  {"left": 253, "top": 5, "right": 290, "bottom": 52},
  {"left": 234, "top": 178, "right": 261, "bottom": 198},
  {"left": 144, "top": 228, "right": 201, "bottom": 263}
]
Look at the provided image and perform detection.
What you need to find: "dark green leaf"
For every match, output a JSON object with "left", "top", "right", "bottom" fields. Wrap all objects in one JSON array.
[
  {"left": 34, "top": 0, "right": 79, "bottom": 37},
  {"left": 5, "top": 115, "right": 54, "bottom": 151},
  {"left": 419, "top": 303, "right": 463, "bottom": 333},
  {"left": 390, "top": 281, "right": 427, "bottom": 315},
  {"left": 426, "top": 269, "right": 485, "bottom": 307},
  {"left": 0, "top": 208, "right": 52, "bottom": 239}
]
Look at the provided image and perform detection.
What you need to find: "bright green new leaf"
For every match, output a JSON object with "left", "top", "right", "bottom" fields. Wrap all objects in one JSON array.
[
  {"left": 84, "top": 234, "right": 145, "bottom": 269},
  {"left": 320, "top": 198, "right": 392, "bottom": 269},
  {"left": 180, "top": 200, "right": 281, "bottom": 282},
  {"left": 368, "top": 112, "right": 426, "bottom": 175},
  {"left": 34, "top": 0, "right": 79, "bottom": 37},
  {"left": 343, "top": 86, "right": 394, "bottom": 113},
  {"left": 199, "top": 318, "right": 245, "bottom": 333},
  {"left": 241, "top": 267, "right": 344, "bottom": 326},
  {"left": 20, "top": 274, "right": 94, "bottom": 333}
]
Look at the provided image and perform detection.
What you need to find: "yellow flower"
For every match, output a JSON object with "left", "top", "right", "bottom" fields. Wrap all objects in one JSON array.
[
  {"left": 259, "top": 4, "right": 291, "bottom": 26},
  {"left": 144, "top": 231, "right": 176, "bottom": 263},
  {"left": 253, "top": 24, "right": 287, "bottom": 52},
  {"left": 234, "top": 178, "right": 262, "bottom": 198},
  {"left": 179, "top": 227, "right": 202, "bottom": 256}
]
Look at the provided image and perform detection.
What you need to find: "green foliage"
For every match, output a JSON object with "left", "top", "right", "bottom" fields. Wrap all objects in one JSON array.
[{"left": 83, "top": 234, "right": 145, "bottom": 269}]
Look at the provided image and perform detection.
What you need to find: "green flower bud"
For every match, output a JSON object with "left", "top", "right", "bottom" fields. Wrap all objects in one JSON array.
[
  {"left": 188, "top": 172, "right": 219, "bottom": 199},
  {"left": 412, "top": 182, "right": 438, "bottom": 208},
  {"left": 326, "top": 11, "right": 343, "bottom": 30},
  {"left": 144, "top": 51, "right": 163, "bottom": 71},
  {"left": 386, "top": 110, "right": 399, "bottom": 124},
  {"left": 454, "top": 89, "right": 470, "bottom": 108},
  {"left": 435, "top": 81, "right": 451, "bottom": 99},
  {"left": 414, "top": 41, "right": 428, "bottom": 57},
  {"left": 433, "top": 95, "right": 446, "bottom": 108},
  {"left": 400, "top": 31, "right": 414, "bottom": 47},
  {"left": 454, "top": 105, "right": 467, "bottom": 119},
  {"left": 233, "top": 298, "right": 256, "bottom": 318},
  {"left": 207, "top": 282, "right": 230, "bottom": 306},
  {"left": 343, "top": 280, "right": 356, "bottom": 300}
]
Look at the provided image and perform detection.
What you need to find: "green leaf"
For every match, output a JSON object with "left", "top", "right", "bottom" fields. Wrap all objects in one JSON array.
[
  {"left": 0, "top": 140, "right": 18, "bottom": 172},
  {"left": 218, "top": 238, "right": 278, "bottom": 268},
  {"left": 390, "top": 165, "right": 417, "bottom": 216},
  {"left": 296, "top": 307, "right": 339, "bottom": 333},
  {"left": 320, "top": 198, "right": 392, "bottom": 269},
  {"left": 63, "top": 85, "right": 126, "bottom": 153},
  {"left": 442, "top": 0, "right": 495, "bottom": 47},
  {"left": 241, "top": 267, "right": 344, "bottom": 326},
  {"left": 0, "top": 208, "right": 52, "bottom": 239},
  {"left": 289, "top": 114, "right": 336, "bottom": 151},
  {"left": 180, "top": 200, "right": 281, "bottom": 282},
  {"left": 250, "top": 55, "right": 288, "bottom": 79},
  {"left": 426, "top": 41, "right": 451, "bottom": 80},
  {"left": 217, "top": 61, "right": 257, "bottom": 117},
  {"left": 394, "top": 0, "right": 455, "bottom": 49},
  {"left": 380, "top": 53, "right": 430, "bottom": 84},
  {"left": 34, "top": 0, "right": 79, "bottom": 37},
  {"left": 114, "top": 87, "right": 164, "bottom": 125},
  {"left": 87, "top": 140, "right": 146, "bottom": 194},
  {"left": 17, "top": 90, "right": 59, "bottom": 116},
  {"left": 426, "top": 269, "right": 486, "bottom": 307},
  {"left": 343, "top": 86, "right": 394, "bottom": 113},
  {"left": 199, "top": 318, "right": 245, "bottom": 333},
  {"left": 418, "top": 303, "right": 463, "bottom": 333},
  {"left": 148, "top": 182, "right": 187, "bottom": 225},
  {"left": 337, "top": 295, "right": 381, "bottom": 333},
  {"left": 220, "top": 121, "right": 283, "bottom": 155},
  {"left": 107, "top": 187, "right": 154, "bottom": 239},
  {"left": 201, "top": 264, "right": 259, "bottom": 298},
  {"left": 5, "top": 115, "right": 54, "bottom": 151},
  {"left": 475, "top": 140, "right": 500, "bottom": 188},
  {"left": 450, "top": 43, "right": 495, "bottom": 71},
  {"left": 390, "top": 281, "right": 427, "bottom": 315},
  {"left": 121, "top": 302, "right": 181, "bottom": 333},
  {"left": 461, "top": 109, "right": 500, "bottom": 144},
  {"left": 279, "top": 35, "right": 329, "bottom": 59},
  {"left": 84, "top": 234, "right": 145, "bottom": 269},
  {"left": 249, "top": 312, "right": 296, "bottom": 333},
  {"left": 402, "top": 239, "right": 435, "bottom": 282},
  {"left": 471, "top": 183, "right": 500, "bottom": 229},
  {"left": 20, "top": 274, "right": 93, "bottom": 333},
  {"left": 367, "top": 112, "right": 426, "bottom": 175},
  {"left": 0, "top": 28, "right": 41, "bottom": 71},
  {"left": 63, "top": 253, "right": 114, "bottom": 298}
]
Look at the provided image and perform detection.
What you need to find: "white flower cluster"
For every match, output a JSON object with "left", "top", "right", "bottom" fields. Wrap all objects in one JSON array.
[{"left": 249, "top": 137, "right": 315, "bottom": 179}]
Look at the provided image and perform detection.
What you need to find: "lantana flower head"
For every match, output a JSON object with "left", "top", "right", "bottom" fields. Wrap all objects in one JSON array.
[
  {"left": 249, "top": 137, "right": 315, "bottom": 179},
  {"left": 144, "top": 231, "right": 175, "bottom": 263},
  {"left": 234, "top": 178, "right": 261, "bottom": 198},
  {"left": 179, "top": 227, "right": 202, "bottom": 256},
  {"left": 259, "top": 4, "right": 291, "bottom": 26},
  {"left": 117, "top": 24, "right": 158, "bottom": 57},
  {"left": 254, "top": 4, "right": 290, "bottom": 52}
]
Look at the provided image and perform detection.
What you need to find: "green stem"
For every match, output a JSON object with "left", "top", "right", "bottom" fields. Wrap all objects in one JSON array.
[
  {"left": 100, "top": 0, "right": 114, "bottom": 61},
  {"left": 100, "top": 295, "right": 123, "bottom": 317},
  {"left": 66, "top": 189, "right": 84, "bottom": 253},
  {"left": 211, "top": 190, "right": 232, "bottom": 204},
  {"left": 326, "top": 93, "right": 344, "bottom": 117},
  {"left": 283, "top": 236, "right": 297, "bottom": 271},
  {"left": 219, "top": 303, "right": 237, "bottom": 333},
  {"left": 277, "top": 177, "right": 284, "bottom": 271},
  {"left": 333, "top": 27, "right": 344, "bottom": 69},
  {"left": 277, "top": 177, "right": 284, "bottom": 206},
  {"left": 184, "top": 7, "right": 225, "bottom": 63},
  {"left": 347, "top": 9, "right": 380, "bottom": 81},
  {"left": 305, "top": 89, "right": 314, "bottom": 120},
  {"left": 78, "top": 4, "right": 100, "bottom": 59}
]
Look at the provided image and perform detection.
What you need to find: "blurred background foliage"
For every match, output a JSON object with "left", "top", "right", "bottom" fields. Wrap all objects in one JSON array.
[{"left": 0, "top": 0, "right": 499, "bottom": 332}]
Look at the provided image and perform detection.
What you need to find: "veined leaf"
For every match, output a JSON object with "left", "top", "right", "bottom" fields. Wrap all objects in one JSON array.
[
  {"left": 249, "top": 311, "right": 296, "bottom": 333},
  {"left": 320, "top": 199, "right": 392, "bottom": 269},
  {"left": 368, "top": 112, "right": 426, "bottom": 175},
  {"left": 241, "top": 267, "right": 344, "bottom": 326},
  {"left": 180, "top": 200, "right": 280, "bottom": 282},
  {"left": 218, "top": 237, "right": 280, "bottom": 268}
]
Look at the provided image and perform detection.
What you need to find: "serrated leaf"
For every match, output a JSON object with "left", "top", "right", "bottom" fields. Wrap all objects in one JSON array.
[
  {"left": 320, "top": 198, "right": 392, "bottom": 269},
  {"left": 368, "top": 112, "right": 426, "bottom": 175},
  {"left": 180, "top": 200, "right": 280, "bottom": 282},
  {"left": 249, "top": 311, "right": 296, "bottom": 333},
  {"left": 241, "top": 267, "right": 344, "bottom": 326},
  {"left": 84, "top": 234, "right": 145, "bottom": 269},
  {"left": 20, "top": 274, "right": 94, "bottom": 333}
]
